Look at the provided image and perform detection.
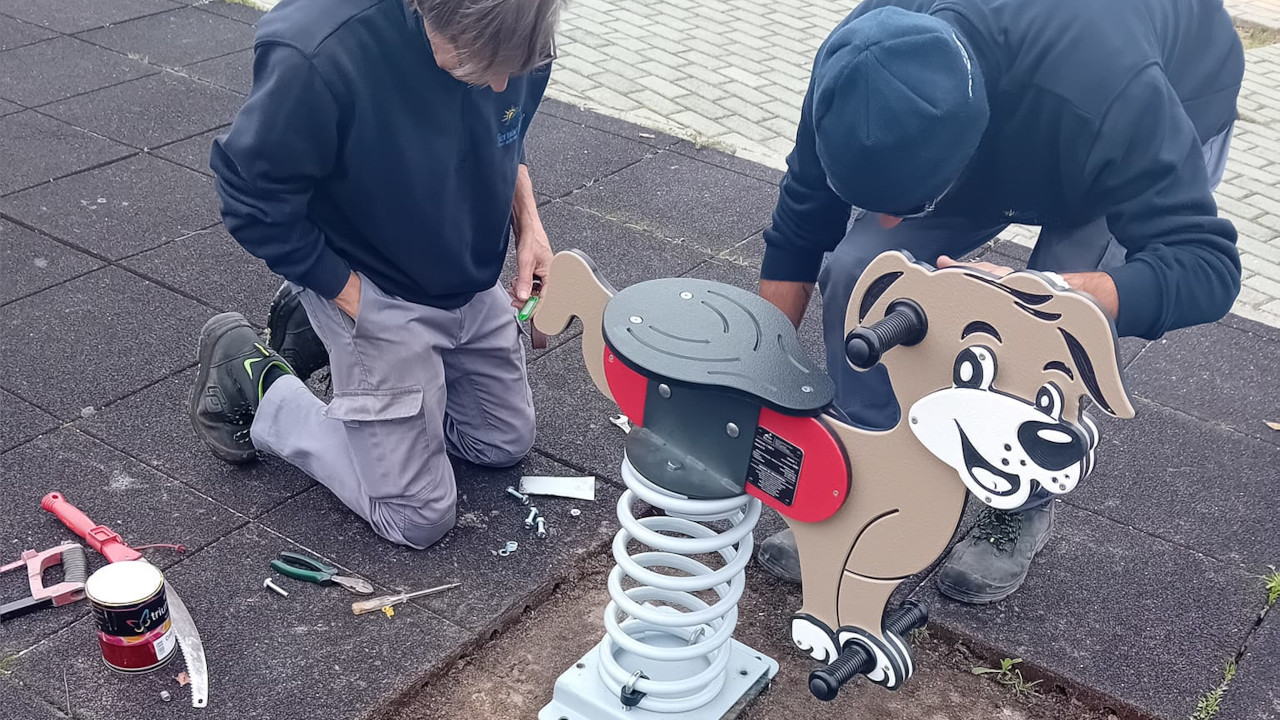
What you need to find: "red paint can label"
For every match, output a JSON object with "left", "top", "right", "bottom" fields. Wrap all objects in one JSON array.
[{"left": 85, "top": 561, "right": 178, "bottom": 674}]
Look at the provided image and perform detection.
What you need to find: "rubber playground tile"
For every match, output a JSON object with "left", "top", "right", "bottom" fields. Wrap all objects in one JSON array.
[
  {"left": 79, "top": 368, "right": 314, "bottom": 519},
  {"left": 0, "top": 111, "right": 132, "bottom": 196},
  {"left": 567, "top": 150, "right": 779, "bottom": 253},
  {"left": 0, "top": 98, "right": 20, "bottom": 116},
  {"left": 152, "top": 126, "right": 223, "bottom": 175},
  {"left": 0, "top": 14, "right": 56, "bottom": 51},
  {"left": 8, "top": 523, "right": 472, "bottom": 720},
  {"left": 260, "top": 452, "right": 622, "bottom": 634},
  {"left": 183, "top": 47, "right": 252, "bottom": 95},
  {"left": 0, "top": 219, "right": 102, "bottom": 304},
  {"left": 0, "top": 389, "right": 59, "bottom": 453},
  {"left": 0, "top": 36, "right": 155, "bottom": 106},
  {"left": 670, "top": 139, "right": 786, "bottom": 185},
  {"left": 1219, "top": 610, "right": 1280, "bottom": 720},
  {"left": 0, "top": 680, "right": 64, "bottom": 720},
  {"left": 0, "top": 267, "right": 212, "bottom": 419},
  {"left": 40, "top": 71, "right": 242, "bottom": 148},
  {"left": 78, "top": 6, "right": 253, "bottom": 67},
  {"left": 0, "top": 0, "right": 179, "bottom": 33},
  {"left": 192, "top": 0, "right": 265, "bottom": 25},
  {"left": 541, "top": 98, "right": 681, "bottom": 150},
  {"left": 123, "top": 227, "right": 279, "bottom": 325},
  {"left": 1126, "top": 320, "right": 1280, "bottom": 447},
  {"left": 910, "top": 504, "right": 1260, "bottom": 720},
  {"left": 1067, "top": 398, "right": 1280, "bottom": 569},
  {"left": 527, "top": 337, "right": 629, "bottom": 482},
  {"left": 2, "top": 154, "right": 218, "bottom": 260},
  {"left": 524, "top": 112, "right": 655, "bottom": 198}
]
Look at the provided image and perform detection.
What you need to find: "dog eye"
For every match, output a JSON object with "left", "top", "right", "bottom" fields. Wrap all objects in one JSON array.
[
  {"left": 953, "top": 346, "right": 996, "bottom": 390},
  {"left": 1036, "top": 383, "right": 1063, "bottom": 419}
]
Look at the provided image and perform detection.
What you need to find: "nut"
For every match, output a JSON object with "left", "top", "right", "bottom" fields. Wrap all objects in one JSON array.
[
  {"left": 569, "top": 508, "right": 581, "bottom": 517},
  {"left": 160, "top": 690, "right": 172, "bottom": 702}
]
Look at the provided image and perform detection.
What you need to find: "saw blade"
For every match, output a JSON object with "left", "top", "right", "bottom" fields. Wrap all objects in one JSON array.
[{"left": 164, "top": 580, "right": 208, "bottom": 708}]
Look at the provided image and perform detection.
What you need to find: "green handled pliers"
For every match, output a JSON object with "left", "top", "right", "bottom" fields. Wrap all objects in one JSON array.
[{"left": 270, "top": 551, "right": 374, "bottom": 595}]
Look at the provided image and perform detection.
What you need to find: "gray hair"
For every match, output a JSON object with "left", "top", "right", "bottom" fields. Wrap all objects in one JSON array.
[{"left": 412, "top": 0, "right": 565, "bottom": 84}]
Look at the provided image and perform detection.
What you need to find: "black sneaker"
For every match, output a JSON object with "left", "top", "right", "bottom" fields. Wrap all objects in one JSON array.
[
  {"left": 267, "top": 282, "right": 328, "bottom": 382},
  {"left": 757, "top": 528, "right": 803, "bottom": 585},
  {"left": 935, "top": 502, "right": 1055, "bottom": 604},
  {"left": 189, "top": 312, "right": 293, "bottom": 465}
]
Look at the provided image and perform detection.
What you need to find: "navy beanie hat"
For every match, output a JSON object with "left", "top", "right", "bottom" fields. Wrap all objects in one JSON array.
[{"left": 813, "top": 7, "right": 988, "bottom": 215}]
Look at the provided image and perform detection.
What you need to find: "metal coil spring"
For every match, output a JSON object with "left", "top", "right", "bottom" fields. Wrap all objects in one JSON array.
[{"left": 596, "top": 454, "right": 762, "bottom": 713}]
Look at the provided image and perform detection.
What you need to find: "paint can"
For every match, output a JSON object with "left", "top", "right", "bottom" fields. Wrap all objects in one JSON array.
[{"left": 84, "top": 561, "right": 176, "bottom": 673}]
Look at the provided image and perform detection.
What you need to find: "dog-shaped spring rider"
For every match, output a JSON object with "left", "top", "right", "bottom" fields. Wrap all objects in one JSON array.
[{"left": 533, "top": 250, "right": 1133, "bottom": 719}]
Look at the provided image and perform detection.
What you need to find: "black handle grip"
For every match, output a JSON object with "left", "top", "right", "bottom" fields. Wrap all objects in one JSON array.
[
  {"left": 844, "top": 299, "right": 928, "bottom": 369},
  {"left": 807, "top": 601, "right": 930, "bottom": 702},
  {"left": 61, "top": 545, "right": 88, "bottom": 584}
]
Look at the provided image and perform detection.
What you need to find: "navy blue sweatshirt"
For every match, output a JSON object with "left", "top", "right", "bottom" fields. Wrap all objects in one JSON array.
[
  {"left": 763, "top": 0, "right": 1244, "bottom": 340},
  {"left": 211, "top": 0, "right": 549, "bottom": 308}
]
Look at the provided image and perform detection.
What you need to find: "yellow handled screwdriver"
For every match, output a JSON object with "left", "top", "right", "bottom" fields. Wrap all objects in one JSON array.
[{"left": 351, "top": 582, "right": 461, "bottom": 615}]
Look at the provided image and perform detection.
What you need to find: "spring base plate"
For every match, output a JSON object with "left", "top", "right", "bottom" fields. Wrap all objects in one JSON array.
[{"left": 538, "top": 637, "right": 778, "bottom": 720}]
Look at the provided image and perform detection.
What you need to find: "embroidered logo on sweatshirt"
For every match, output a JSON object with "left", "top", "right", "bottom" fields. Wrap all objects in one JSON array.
[{"left": 498, "top": 105, "right": 523, "bottom": 146}]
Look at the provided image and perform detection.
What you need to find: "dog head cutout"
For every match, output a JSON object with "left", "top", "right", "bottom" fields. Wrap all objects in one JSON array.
[{"left": 846, "top": 252, "right": 1136, "bottom": 510}]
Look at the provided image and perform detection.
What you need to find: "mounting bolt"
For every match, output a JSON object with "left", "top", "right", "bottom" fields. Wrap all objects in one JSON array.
[
  {"left": 658, "top": 384, "right": 671, "bottom": 398},
  {"left": 726, "top": 422, "right": 739, "bottom": 438},
  {"left": 667, "top": 460, "right": 682, "bottom": 471},
  {"left": 505, "top": 486, "right": 530, "bottom": 505},
  {"left": 680, "top": 291, "right": 693, "bottom": 299},
  {"left": 535, "top": 517, "right": 548, "bottom": 539},
  {"left": 801, "top": 385, "right": 813, "bottom": 393},
  {"left": 629, "top": 315, "right": 643, "bottom": 324},
  {"left": 524, "top": 507, "right": 540, "bottom": 529},
  {"left": 263, "top": 578, "right": 289, "bottom": 598}
]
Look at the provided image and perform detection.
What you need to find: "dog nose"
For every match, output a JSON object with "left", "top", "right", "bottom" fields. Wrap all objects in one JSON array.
[{"left": 1016, "top": 420, "right": 1087, "bottom": 471}]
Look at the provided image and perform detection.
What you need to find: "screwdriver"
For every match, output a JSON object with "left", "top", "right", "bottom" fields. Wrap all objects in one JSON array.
[{"left": 351, "top": 582, "right": 461, "bottom": 615}]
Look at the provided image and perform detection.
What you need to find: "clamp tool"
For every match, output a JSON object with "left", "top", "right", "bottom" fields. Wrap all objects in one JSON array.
[
  {"left": 0, "top": 543, "right": 88, "bottom": 622},
  {"left": 270, "top": 551, "right": 374, "bottom": 595}
]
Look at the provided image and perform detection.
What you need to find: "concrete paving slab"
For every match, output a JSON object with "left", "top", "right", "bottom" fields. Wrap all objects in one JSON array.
[
  {"left": 1126, "top": 321, "right": 1280, "bottom": 447},
  {"left": 541, "top": 98, "right": 682, "bottom": 150},
  {"left": 8, "top": 523, "right": 473, "bottom": 720},
  {"left": 2, "top": 154, "right": 218, "bottom": 260},
  {"left": 0, "top": 679, "right": 64, "bottom": 720},
  {"left": 0, "top": 14, "right": 56, "bottom": 51},
  {"left": 0, "top": 0, "right": 179, "bottom": 33},
  {"left": 0, "top": 111, "right": 132, "bottom": 196},
  {"left": 152, "top": 126, "right": 222, "bottom": 175},
  {"left": 0, "top": 267, "right": 213, "bottom": 419},
  {"left": 0, "top": 218, "right": 103, "bottom": 304},
  {"left": 78, "top": 6, "right": 254, "bottom": 67},
  {"left": 183, "top": 47, "right": 252, "bottom": 94},
  {"left": 910, "top": 504, "right": 1260, "bottom": 720},
  {"left": 567, "top": 151, "right": 779, "bottom": 252},
  {"left": 260, "top": 452, "right": 621, "bottom": 634},
  {"left": 0, "top": 388, "right": 58, "bottom": 453},
  {"left": 1219, "top": 610, "right": 1280, "bottom": 720},
  {"left": 524, "top": 112, "right": 655, "bottom": 198},
  {"left": 40, "top": 71, "right": 242, "bottom": 148},
  {"left": 79, "top": 367, "right": 314, "bottom": 518},
  {"left": 0, "top": 36, "right": 155, "bottom": 107},
  {"left": 122, "top": 227, "right": 279, "bottom": 325},
  {"left": 1067, "top": 398, "right": 1280, "bottom": 569},
  {"left": 192, "top": 0, "right": 264, "bottom": 25}
]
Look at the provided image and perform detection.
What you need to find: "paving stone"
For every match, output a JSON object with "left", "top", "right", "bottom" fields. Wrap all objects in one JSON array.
[
  {"left": 0, "top": 388, "right": 58, "bottom": 452},
  {"left": 910, "top": 504, "right": 1260, "bottom": 720},
  {"left": 0, "top": 219, "right": 103, "bottom": 304},
  {"left": 541, "top": 97, "right": 681, "bottom": 149},
  {"left": 0, "top": 111, "right": 132, "bottom": 196},
  {"left": 2, "top": 154, "right": 218, "bottom": 260},
  {"left": 183, "top": 47, "right": 252, "bottom": 94},
  {"left": 567, "top": 151, "right": 778, "bottom": 252},
  {"left": 0, "top": 427, "right": 243, "bottom": 658},
  {"left": 0, "top": 679, "right": 63, "bottom": 720},
  {"left": 524, "top": 112, "right": 654, "bottom": 198},
  {"left": 79, "top": 6, "right": 253, "bottom": 67},
  {"left": 1219, "top": 610, "right": 1280, "bottom": 720},
  {"left": 0, "top": 13, "right": 55, "bottom": 51},
  {"left": 152, "top": 126, "right": 223, "bottom": 175},
  {"left": 8, "top": 523, "right": 472, "bottom": 720},
  {"left": 0, "top": 267, "right": 212, "bottom": 419},
  {"left": 260, "top": 453, "right": 623, "bottom": 634},
  {"left": 79, "top": 368, "right": 313, "bottom": 518},
  {"left": 1126, "top": 321, "right": 1279, "bottom": 447},
  {"left": 192, "top": 0, "right": 265, "bottom": 24},
  {"left": 0, "top": 37, "right": 155, "bottom": 107},
  {"left": 0, "top": 0, "right": 179, "bottom": 33},
  {"left": 40, "top": 71, "right": 243, "bottom": 148},
  {"left": 1068, "top": 397, "right": 1280, "bottom": 568}
]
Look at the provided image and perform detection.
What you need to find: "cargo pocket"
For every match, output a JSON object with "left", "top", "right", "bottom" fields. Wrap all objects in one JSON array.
[{"left": 324, "top": 387, "right": 433, "bottom": 501}]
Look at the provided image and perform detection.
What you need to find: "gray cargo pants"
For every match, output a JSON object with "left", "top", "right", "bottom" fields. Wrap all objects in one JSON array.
[{"left": 251, "top": 275, "right": 535, "bottom": 549}]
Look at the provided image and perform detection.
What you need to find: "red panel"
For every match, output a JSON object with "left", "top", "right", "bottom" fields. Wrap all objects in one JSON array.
[
  {"left": 603, "top": 346, "right": 648, "bottom": 425},
  {"left": 746, "top": 409, "right": 850, "bottom": 523}
]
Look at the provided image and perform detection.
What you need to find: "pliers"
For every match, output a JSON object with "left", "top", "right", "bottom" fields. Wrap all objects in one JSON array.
[{"left": 270, "top": 551, "right": 374, "bottom": 595}]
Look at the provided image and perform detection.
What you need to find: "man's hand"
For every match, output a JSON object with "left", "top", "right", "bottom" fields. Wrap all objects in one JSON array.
[
  {"left": 510, "top": 164, "right": 552, "bottom": 307},
  {"left": 760, "top": 279, "right": 814, "bottom": 329},
  {"left": 937, "top": 255, "right": 1119, "bottom": 319},
  {"left": 336, "top": 271, "right": 361, "bottom": 320}
]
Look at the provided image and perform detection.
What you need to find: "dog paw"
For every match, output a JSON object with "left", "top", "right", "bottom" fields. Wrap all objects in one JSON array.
[{"left": 791, "top": 615, "right": 838, "bottom": 663}]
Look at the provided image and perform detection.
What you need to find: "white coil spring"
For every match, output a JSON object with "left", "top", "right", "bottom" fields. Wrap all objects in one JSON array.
[{"left": 597, "top": 454, "right": 762, "bottom": 714}]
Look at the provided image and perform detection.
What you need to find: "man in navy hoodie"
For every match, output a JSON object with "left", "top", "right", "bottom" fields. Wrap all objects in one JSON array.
[
  {"left": 191, "top": 0, "right": 563, "bottom": 550},
  {"left": 756, "top": 0, "right": 1244, "bottom": 603}
]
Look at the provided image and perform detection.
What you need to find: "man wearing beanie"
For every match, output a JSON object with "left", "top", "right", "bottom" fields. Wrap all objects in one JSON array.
[{"left": 757, "top": 0, "right": 1243, "bottom": 604}]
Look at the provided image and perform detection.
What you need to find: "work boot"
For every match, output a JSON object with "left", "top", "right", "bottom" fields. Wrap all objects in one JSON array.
[
  {"left": 935, "top": 502, "right": 1055, "bottom": 604},
  {"left": 757, "top": 528, "right": 803, "bottom": 585},
  {"left": 267, "top": 282, "right": 328, "bottom": 382},
  {"left": 189, "top": 312, "right": 294, "bottom": 465}
]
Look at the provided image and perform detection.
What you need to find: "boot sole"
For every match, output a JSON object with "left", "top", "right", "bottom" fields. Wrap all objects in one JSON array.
[
  {"left": 936, "top": 514, "right": 1055, "bottom": 605},
  {"left": 189, "top": 312, "right": 258, "bottom": 465}
]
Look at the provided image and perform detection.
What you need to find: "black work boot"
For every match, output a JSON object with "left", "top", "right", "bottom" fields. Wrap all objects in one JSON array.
[
  {"left": 189, "top": 312, "right": 293, "bottom": 465},
  {"left": 935, "top": 502, "right": 1055, "bottom": 604},
  {"left": 266, "top": 282, "right": 328, "bottom": 382},
  {"left": 757, "top": 528, "right": 803, "bottom": 585}
]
